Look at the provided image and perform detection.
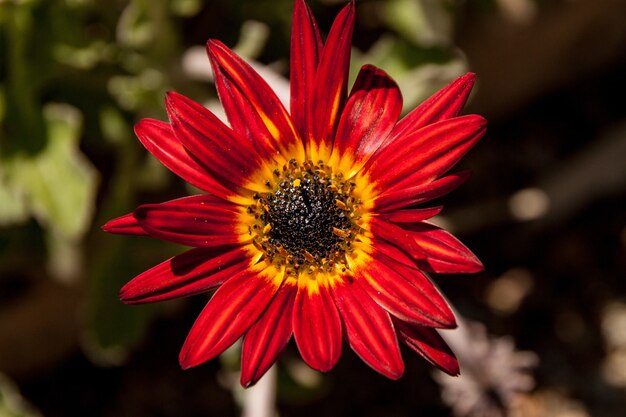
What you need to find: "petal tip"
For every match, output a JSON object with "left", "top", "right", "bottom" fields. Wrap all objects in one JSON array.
[
  {"left": 388, "top": 367, "right": 405, "bottom": 380},
  {"left": 178, "top": 351, "right": 196, "bottom": 370},
  {"left": 102, "top": 213, "right": 148, "bottom": 236},
  {"left": 133, "top": 118, "right": 170, "bottom": 138},
  {"left": 463, "top": 113, "right": 487, "bottom": 130},
  {"left": 118, "top": 283, "right": 143, "bottom": 305},
  {"left": 453, "top": 72, "right": 476, "bottom": 95},
  {"left": 298, "top": 348, "right": 341, "bottom": 373},
  {"left": 456, "top": 169, "right": 473, "bottom": 181},
  {"left": 240, "top": 378, "right": 254, "bottom": 389},
  {"left": 205, "top": 39, "right": 225, "bottom": 56},
  {"left": 381, "top": 357, "right": 405, "bottom": 380},
  {"left": 164, "top": 91, "right": 179, "bottom": 104},
  {"left": 432, "top": 306, "right": 457, "bottom": 329},
  {"left": 101, "top": 221, "right": 113, "bottom": 233},
  {"left": 313, "top": 361, "right": 337, "bottom": 373},
  {"left": 239, "top": 367, "right": 260, "bottom": 388},
  {"left": 469, "top": 257, "right": 486, "bottom": 273},
  {"left": 443, "top": 360, "right": 461, "bottom": 376},
  {"left": 460, "top": 72, "right": 476, "bottom": 83}
]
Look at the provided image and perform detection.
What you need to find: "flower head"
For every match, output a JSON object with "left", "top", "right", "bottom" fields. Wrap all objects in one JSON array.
[{"left": 103, "top": 0, "right": 486, "bottom": 387}]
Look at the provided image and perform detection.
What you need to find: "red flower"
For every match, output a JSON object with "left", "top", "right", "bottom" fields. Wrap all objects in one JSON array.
[{"left": 104, "top": 0, "right": 486, "bottom": 387}]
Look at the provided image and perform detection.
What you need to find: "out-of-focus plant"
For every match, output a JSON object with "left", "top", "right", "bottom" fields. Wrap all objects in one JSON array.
[
  {"left": 0, "top": 0, "right": 188, "bottom": 364},
  {"left": 436, "top": 319, "right": 538, "bottom": 417},
  {"left": 0, "top": 373, "right": 41, "bottom": 417},
  {"left": 352, "top": 0, "right": 468, "bottom": 113},
  {"left": 1, "top": 2, "right": 98, "bottom": 284}
]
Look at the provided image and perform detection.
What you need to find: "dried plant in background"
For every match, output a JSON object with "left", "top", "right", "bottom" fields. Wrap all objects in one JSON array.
[{"left": 436, "top": 319, "right": 538, "bottom": 417}]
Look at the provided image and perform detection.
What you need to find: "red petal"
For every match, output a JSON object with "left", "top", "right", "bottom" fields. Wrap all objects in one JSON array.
[
  {"left": 395, "top": 319, "right": 459, "bottom": 376},
  {"left": 373, "top": 170, "right": 471, "bottom": 212},
  {"left": 179, "top": 268, "right": 280, "bottom": 369},
  {"left": 404, "top": 222, "right": 484, "bottom": 273},
  {"left": 362, "top": 237, "right": 419, "bottom": 270},
  {"left": 307, "top": 0, "right": 355, "bottom": 154},
  {"left": 387, "top": 73, "right": 476, "bottom": 147},
  {"left": 165, "top": 92, "right": 262, "bottom": 191},
  {"left": 369, "top": 216, "right": 426, "bottom": 262},
  {"left": 102, "top": 213, "right": 148, "bottom": 236},
  {"left": 292, "top": 283, "right": 342, "bottom": 372},
  {"left": 331, "top": 65, "right": 402, "bottom": 172},
  {"left": 134, "top": 195, "right": 244, "bottom": 248},
  {"left": 119, "top": 246, "right": 249, "bottom": 304},
  {"left": 206, "top": 40, "right": 304, "bottom": 162},
  {"left": 355, "top": 249, "right": 456, "bottom": 328},
  {"left": 290, "top": 0, "right": 323, "bottom": 137},
  {"left": 134, "top": 119, "right": 234, "bottom": 200},
  {"left": 331, "top": 278, "right": 404, "bottom": 379},
  {"left": 240, "top": 283, "right": 296, "bottom": 387},
  {"left": 367, "top": 115, "right": 486, "bottom": 192},
  {"left": 383, "top": 206, "right": 443, "bottom": 223}
]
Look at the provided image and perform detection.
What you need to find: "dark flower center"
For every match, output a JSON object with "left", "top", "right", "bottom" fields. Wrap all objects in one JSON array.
[
  {"left": 247, "top": 159, "right": 361, "bottom": 274},
  {"left": 262, "top": 171, "right": 352, "bottom": 262}
]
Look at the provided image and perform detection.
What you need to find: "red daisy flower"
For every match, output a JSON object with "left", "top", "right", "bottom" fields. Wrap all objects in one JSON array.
[{"left": 103, "top": 0, "right": 486, "bottom": 387}]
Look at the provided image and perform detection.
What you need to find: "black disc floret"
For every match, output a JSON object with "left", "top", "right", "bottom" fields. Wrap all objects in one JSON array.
[
  {"left": 247, "top": 159, "right": 361, "bottom": 274},
  {"left": 264, "top": 171, "right": 350, "bottom": 260}
]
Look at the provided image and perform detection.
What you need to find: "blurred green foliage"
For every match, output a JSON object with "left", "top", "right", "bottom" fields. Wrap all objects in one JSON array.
[
  {"left": 0, "top": 0, "right": 185, "bottom": 362},
  {"left": 0, "top": 0, "right": 464, "bottom": 370},
  {"left": 0, "top": 373, "right": 40, "bottom": 417}
]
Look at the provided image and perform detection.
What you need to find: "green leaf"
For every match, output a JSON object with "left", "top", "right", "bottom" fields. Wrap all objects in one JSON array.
[
  {"left": 384, "top": 0, "right": 454, "bottom": 47},
  {"left": 233, "top": 20, "right": 270, "bottom": 60},
  {"left": 116, "top": 0, "right": 156, "bottom": 48},
  {"left": 0, "top": 176, "right": 28, "bottom": 226},
  {"left": 0, "top": 373, "right": 42, "bottom": 417},
  {"left": 4, "top": 103, "right": 98, "bottom": 239},
  {"left": 5, "top": 104, "right": 98, "bottom": 238},
  {"left": 169, "top": 0, "right": 203, "bottom": 17},
  {"left": 0, "top": 104, "right": 99, "bottom": 282}
]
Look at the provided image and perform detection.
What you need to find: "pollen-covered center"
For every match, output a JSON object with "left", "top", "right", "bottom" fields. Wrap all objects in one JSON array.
[
  {"left": 247, "top": 159, "right": 362, "bottom": 275},
  {"left": 265, "top": 170, "right": 351, "bottom": 258}
]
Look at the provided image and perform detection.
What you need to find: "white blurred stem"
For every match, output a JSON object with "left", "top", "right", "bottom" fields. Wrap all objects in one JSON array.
[{"left": 241, "top": 365, "right": 277, "bottom": 417}]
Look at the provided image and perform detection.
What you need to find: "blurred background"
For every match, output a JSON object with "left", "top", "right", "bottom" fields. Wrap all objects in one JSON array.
[{"left": 1, "top": 0, "right": 625, "bottom": 416}]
